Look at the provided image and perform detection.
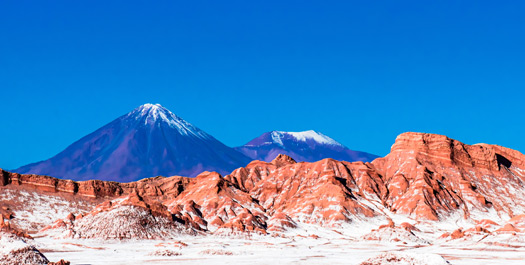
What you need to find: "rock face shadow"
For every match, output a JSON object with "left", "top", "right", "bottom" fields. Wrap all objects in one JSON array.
[{"left": 496, "top": 154, "right": 512, "bottom": 168}]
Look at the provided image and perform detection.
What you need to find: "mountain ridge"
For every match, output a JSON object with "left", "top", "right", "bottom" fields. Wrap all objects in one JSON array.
[{"left": 13, "top": 104, "right": 379, "bottom": 181}]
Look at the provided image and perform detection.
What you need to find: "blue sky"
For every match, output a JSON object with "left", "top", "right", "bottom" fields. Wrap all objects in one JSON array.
[{"left": 1, "top": 1, "right": 524, "bottom": 169}]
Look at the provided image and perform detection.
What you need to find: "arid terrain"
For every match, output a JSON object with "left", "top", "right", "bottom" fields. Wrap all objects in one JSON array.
[{"left": 2, "top": 132, "right": 525, "bottom": 264}]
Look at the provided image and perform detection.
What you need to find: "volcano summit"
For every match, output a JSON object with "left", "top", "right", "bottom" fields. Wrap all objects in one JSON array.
[{"left": 14, "top": 104, "right": 251, "bottom": 182}]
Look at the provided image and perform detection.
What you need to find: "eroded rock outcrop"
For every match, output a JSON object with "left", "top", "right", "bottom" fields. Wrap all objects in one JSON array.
[
  {"left": 0, "top": 231, "right": 48, "bottom": 265},
  {"left": 166, "top": 171, "right": 268, "bottom": 234},
  {"left": 362, "top": 221, "right": 428, "bottom": 245},
  {"left": 226, "top": 155, "right": 381, "bottom": 228},
  {"left": 372, "top": 132, "right": 525, "bottom": 221},
  {"left": 41, "top": 192, "right": 196, "bottom": 239},
  {"left": 48, "top": 260, "right": 70, "bottom": 265},
  {"left": 0, "top": 169, "right": 191, "bottom": 200}
]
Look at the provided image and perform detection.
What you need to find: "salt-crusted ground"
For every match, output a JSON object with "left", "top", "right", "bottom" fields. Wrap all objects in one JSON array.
[
  {"left": 33, "top": 221, "right": 525, "bottom": 265},
  {"left": 0, "top": 188, "right": 95, "bottom": 232},
  {"left": 3, "top": 186, "right": 524, "bottom": 265},
  {"left": 35, "top": 235, "right": 525, "bottom": 265}
]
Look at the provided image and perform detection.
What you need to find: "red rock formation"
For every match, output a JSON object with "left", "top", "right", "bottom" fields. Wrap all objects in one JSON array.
[
  {"left": 226, "top": 133, "right": 525, "bottom": 231},
  {"left": 1, "top": 170, "right": 123, "bottom": 198},
  {"left": 0, "top": 169, "right": 191, "bottom": 200},
  {"left": 477, "top": 219, "right": 499, "bottom": 230},
  {"left": 362, "top": 221, "right": 428, "bottom": 245},
  {"left": 449, "top": 228, "right": 465, "bottom": 239},
  {"left": 372, "top": 132, "right": 525, "bottom": 221},
  {"left": 166, "top": 171, "right": 268, "bottom": 234},
  {"left": 41, "top": 192, "right": 197, "bottom": 239},
  {"left": 271, "top": 154, "right": 297, "bottom": 167},
  {"left": 0, "top": 206, "right": 13, "bottom": 220},
  {"left": 495, "top": 223, "right": 520, "bottom": 233},
  {"left": 399, "top": 222, "right": 419, "bottom": 232},
  {"left": 5, "top": 132, "right": 525, "bottom": 238},
  {"left": 226, "top": 156, "right": 380, "bottom": 228},
  {"left": 0, "top": 218, "right": 32, "bottom": 239},
  {"left": 48, "top": 260, "right": 70, "bottom": 265},
  {"left": 507, "top": 214, "right": 525, "bottom": 229},
  {"left": 0, "top": 169, "right": 192, "bottom": 231}
]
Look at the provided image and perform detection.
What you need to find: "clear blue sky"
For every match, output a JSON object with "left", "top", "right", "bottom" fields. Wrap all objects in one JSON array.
[{"left": 1, "top": 1, "right": 524, "bottom": 169}]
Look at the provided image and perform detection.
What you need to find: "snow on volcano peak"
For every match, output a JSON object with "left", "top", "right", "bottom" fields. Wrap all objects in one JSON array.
[
  {"left": 276, "top": 130, "right": 343, "bottom": 146},
  {"left": 129, "top": 103, "right": 211, "bottom": 140}
]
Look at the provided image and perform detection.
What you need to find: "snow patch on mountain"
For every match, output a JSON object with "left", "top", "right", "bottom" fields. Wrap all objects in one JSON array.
[
  {"left": 270, "top": 132, "right": 284, "bottom": 146},
  {"left": 275, "top": 130, "right": 343, "bottom": 146}
]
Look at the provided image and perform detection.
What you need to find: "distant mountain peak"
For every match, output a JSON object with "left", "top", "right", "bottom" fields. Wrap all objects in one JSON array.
[
  {"left": 236, "top": 130, "right": 378, "bottom": 163},
  {"left": 245, "top": 130, "right": 344, "bottom": 148},
  {"left": 14, "top": 103, "right": 251, "bottom": 181}
]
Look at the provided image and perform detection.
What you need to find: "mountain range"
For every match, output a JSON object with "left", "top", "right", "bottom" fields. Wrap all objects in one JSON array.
[
  {"left": 13, "top": 103, "right": 377, "bottom": 181},
  {"left": 1, "top": 131, "right": 525, "bottom": 264}
]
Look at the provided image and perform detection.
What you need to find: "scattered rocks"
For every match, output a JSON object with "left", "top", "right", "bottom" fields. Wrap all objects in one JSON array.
[
  {"left": 360, "top": 252, "right": 451, "bottom": 265},
  {"left": 148, "top": 249, "right": 182, "bottom": 256},
  {"left": 199, "top": 249, "right": 234, "bottom": 255}
]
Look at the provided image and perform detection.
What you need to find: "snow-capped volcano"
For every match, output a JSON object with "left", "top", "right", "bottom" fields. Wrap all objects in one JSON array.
[
  {"left": 14, "top": 104, "right": 251, "bottom": 182},
  {"left": 132, "top": 104, "right": 211, "bottom": 139},
  {"left": 234, "top": 130, "right": 378, "bottom": 163}
]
